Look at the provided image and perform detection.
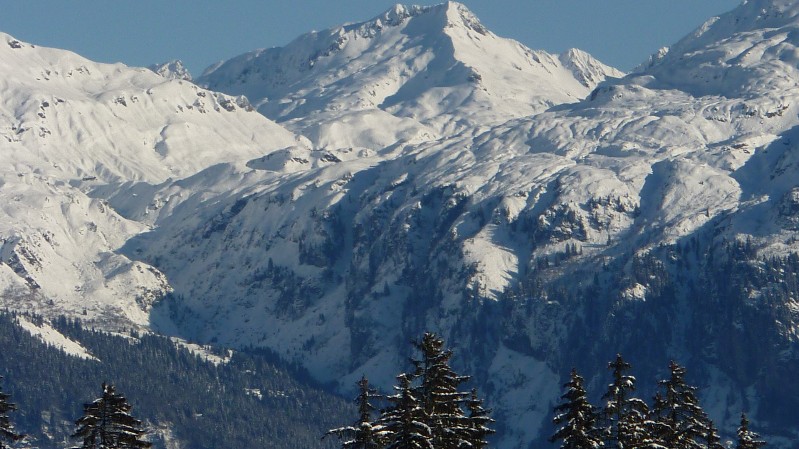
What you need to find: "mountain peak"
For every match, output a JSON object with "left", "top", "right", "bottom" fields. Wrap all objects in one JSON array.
[
  {"left": 559, "top": 48, "right": 625, "bottom": 88},
  {"left": 199, "top": 2, "right": 619, "bottom": 149},
  {"left": 377, "top": 3, "right": 424, "bottom": 26},
  {"left": 148, "top": 59, "right": 193, "bottom": 81},
  {"left": 443, "top": 1, "right": 490, "bottom": 34},
  {"left": 1, "top": 32, "right": 28, "bottom": 50},
  {"left": 640, "top": 0, "right": 799, "bottom": 97},
  {"left": 361, "top": 2, "right": 486, "bottom": 34}
]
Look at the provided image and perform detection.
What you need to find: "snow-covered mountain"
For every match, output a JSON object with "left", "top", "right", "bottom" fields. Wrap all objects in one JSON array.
[
  {"left": 130, "top": 0, "right": 799, "bottom": 446},
  {"left": 148, "top": 59, "right": 193, "bottom": 81},
  {"left": 198, "top": 2, "right": 622, "bottom": 150},
  {"left": 642, "top": 0, "right": 799, "bottom": 98},
  {"left": 0, "top": 32, "right": 308, "bottom": 328},
  {"left": 3, "top": 0, "right": 799, "bottom": 448}
]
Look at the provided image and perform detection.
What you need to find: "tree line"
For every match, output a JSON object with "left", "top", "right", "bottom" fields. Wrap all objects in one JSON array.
[
  {"left": 0, "top": 312, "right": 349, "bottom": 449},
  {"left": 552, "top": 355, "right": 766, "bottom": 449},
  {"left": 328, "top": 335, "right": 769, "bottom": 449},
  {"left": 0, "top": 329, "right": 772, "bottom": 449}
]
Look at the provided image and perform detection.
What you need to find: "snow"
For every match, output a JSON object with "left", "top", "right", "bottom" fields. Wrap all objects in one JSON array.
[
  {"left": 487, "top": 345, "right": 560, "bottom": 449},
  {"left": 462, "top": 225, "right": 522, "bottom": 300},
  {"left": 199, "top": 2, "right": 622, "bottom": 150},
  {"left": 622, "top": 283, "right": 648, "bottom": 301},
  {"left": 120, "top": 1, "right": 799, "bottom": 442},
  {"left": 0, "top": 31, "right": 310, "bottom": 331},
  {"left": 170, "top": 338, "right": 231, "bottom": 365},
  {"left": 15, "top": 316, "right": 98, "bottom": 361},
  {"left": 148, "top": 60, "right": 193, "bottom": 81},
  {"left": 1, "top": 0, "right": 799, "bottom": 447},
  {"left": 244, "top": 388, "right": 263, "bottom": 400},
  {"left": 0, "top": 32, "right": 306, "bottom": 185}
]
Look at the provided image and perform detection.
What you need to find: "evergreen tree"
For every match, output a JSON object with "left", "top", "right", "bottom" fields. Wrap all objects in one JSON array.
[
  {"left": 329, "top": 333, "right": 492, "bottom": 449},
  {"left": 464, "top": 388, "right": 494, "bottom": 449},
  {"left": 71, "top": 383, "right": 151, "bottom": 449},
  {"left": 704, "top": 421, "right": 724, "bottom": 449},
  {"left": 735, "top": 413, "right": 766, "bottom": 449},
  {"left": 0, "top": 376, "right": 23, "bottom": 449},
  {"left": 600, "top": 354, "right": 649, "bottom": 449},
  {"left": 375, "top": 374, "right": 433, "bottom": 449},
  {"left": 326, "top": 376, "right": 383, "bottom": 449},
  {"left": 648, "top": 362, "right": 712, "bottom": 449},
  {"left": 411, "top": 333, "right": 471, "bottom": 449},
  {"left": 550, "top": 368, "right": 602, "bottom": 449}
]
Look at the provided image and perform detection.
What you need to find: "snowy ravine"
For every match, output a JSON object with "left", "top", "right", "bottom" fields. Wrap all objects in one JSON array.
[{"left": 2, "top": 0, "right": 799, "bottom": 448}]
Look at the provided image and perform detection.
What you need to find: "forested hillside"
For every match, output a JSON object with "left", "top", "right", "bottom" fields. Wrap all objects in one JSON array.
[{"left": 0, "top": 313, "right": 350, "bottom": 449}]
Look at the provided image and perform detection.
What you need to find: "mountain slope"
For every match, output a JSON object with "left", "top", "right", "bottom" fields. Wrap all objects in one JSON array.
[
  {"left": 199, "top": 2, "right": 622, "bottom": 150},
  {"left": 642, "top": 0, "right": 799, "bottom": 98},
  {"left": 0, "top": 32, "right": 309, "bottom": 328},
  {"left": 127, "top": 1, "right": 799, "bottom": 447},
  {"left": 0, "top": 313, "right": 349, "bottom": 449},
  {"left": 0, "top": 32, "right": 305, "bottom": 184}
]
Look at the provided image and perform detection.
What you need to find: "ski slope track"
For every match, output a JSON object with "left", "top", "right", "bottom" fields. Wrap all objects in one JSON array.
[{"left": 3, "top": 0, "right": 799, "bottom": 447}]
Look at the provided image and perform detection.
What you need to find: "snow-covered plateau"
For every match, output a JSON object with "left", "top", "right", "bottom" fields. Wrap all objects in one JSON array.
[{"left": 2, "top": 0, "right": 799, "bottom": 447}]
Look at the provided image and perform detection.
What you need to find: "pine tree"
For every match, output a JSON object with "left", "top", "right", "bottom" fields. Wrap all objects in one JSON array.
[
  {"left": 375, "top": 374, "right": 433, "bottom": 449},
  {"left": 705, "top": 421, "right": 724, "bottom": 449},
  {"left": 0, "top": 376, "right": 23, "bottom": 449},
  {"left": 648, "top": 362, "right": 712, "bottom": 449},
  {"left": 411, "top": 332, "right": 471, "bottom": 449},
  {"left": 550, "top": 368, "right": 602, "bottom": 449},
  {"left": 72, "top": 383, "right": 151, "bottom": 449},
  {"left": 736, "top": 413, "right": 766, "bottom": 449},
  {"left": 600, "top": 354, "right": 649, "bottom": 449},
  {"left": 464, "top": 388, "right": 494, "bottom": 449},
  {"left": 326, "top": 376, "right": 383, "bottom": 449}
]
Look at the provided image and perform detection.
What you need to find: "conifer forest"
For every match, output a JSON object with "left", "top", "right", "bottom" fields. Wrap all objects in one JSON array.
[{"left": 0, "top": 323, "right": 772, "bottom": 449}]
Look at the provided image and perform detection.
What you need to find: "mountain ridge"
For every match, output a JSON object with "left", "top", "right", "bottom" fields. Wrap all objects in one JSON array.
[
  {"left": 0, "top": 30, "right": 309, "bottom": 330},
  {"left": 198, "top": 1, "right": 623, "bottom": 150},
  {"left": 640, "top": 0, "right": 799, "bottom": 98}
]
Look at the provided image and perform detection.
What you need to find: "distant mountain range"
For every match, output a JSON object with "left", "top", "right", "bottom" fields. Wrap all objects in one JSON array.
[{"left": 2, "top": 0, "right": 799, "bottom": 447}]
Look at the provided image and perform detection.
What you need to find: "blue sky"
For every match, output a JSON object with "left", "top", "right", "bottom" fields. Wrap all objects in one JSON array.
[{"left": 0, "top": 0, "right": 741, "bottom": 76}]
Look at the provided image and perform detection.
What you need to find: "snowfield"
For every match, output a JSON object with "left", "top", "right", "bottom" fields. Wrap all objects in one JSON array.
[{"left": 198, "top": 2, "right": 622, "bottom": 150}]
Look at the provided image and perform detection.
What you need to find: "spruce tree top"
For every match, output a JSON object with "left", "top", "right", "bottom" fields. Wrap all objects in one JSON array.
[
  {"left": 736, "top": 413, "right": 766, "bottom": 449},
  {"left": 411, "top": 333, "right": 472, "bottom": 449},
  {"left": 325, "top": 376, "right": 382, "bottom": 449},
  {"left": 72, "top": 383, "right": 151, "bottom": 449},
  {"left": 411, "top": 333, "right": 470, "bottom": 415},
  {"left": 650, "top": 361, "right": 712, "bottom": 449},
  {"left": 375, "top": 373, "right": 434, "bottom": 449},
  {"left": 600, "top": 354, "right": 649, "bottom": 449},
  {"left": 551, "top": 368, "right": 602, "bottom": 449}
]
